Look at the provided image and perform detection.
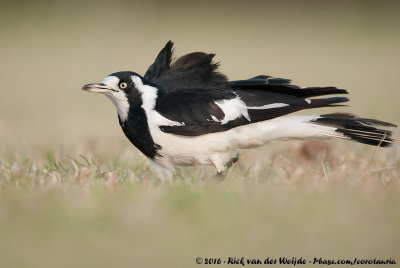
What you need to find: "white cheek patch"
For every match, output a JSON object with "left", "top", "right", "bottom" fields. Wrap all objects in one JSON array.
[
  {"left": 132, "top": 76, "right": 184, "bottom": 127},
  {"left": 105, "top": 92, "right": 130, "bottom": 123},
  {"left": 101, "top": 76, "right": 130, "bottom": 123}
]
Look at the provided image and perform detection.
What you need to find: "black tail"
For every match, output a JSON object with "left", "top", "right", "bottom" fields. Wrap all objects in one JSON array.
[{"left": 313, "top": 113, "right": 396, "bottom": 148}]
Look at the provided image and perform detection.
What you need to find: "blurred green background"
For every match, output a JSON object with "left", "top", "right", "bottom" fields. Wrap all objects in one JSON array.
[{"left": 0, "top": 1, "right": 399, "bottom": 267}]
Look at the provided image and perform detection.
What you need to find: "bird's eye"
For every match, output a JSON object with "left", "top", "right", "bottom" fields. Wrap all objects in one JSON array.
[{"left": 119, "top": 82, "right": 128, "bottom": 89}]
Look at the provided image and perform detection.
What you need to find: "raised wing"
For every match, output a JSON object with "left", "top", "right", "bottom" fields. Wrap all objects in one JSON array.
[
  {"left": 146, "top": 42, "right": 350, "bottom": 136},
  {"left": 144, "top": 41, "right": 174, "bottom": 81},
  {"left": 146, "top": 42, "right": 347, "bottom": 97},
  {"left": 156, "top": 88, "right": 349, "bottom": 136},
  {"left": 144, "top": 41, "right": 228, "bottom": 92}
]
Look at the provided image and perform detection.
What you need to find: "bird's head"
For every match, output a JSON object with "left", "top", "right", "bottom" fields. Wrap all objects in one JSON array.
[{"left": 82, "top": 71, "right": 142, "bottom": 123}]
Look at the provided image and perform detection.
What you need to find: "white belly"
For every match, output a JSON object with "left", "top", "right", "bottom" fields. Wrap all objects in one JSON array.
[{"left": 151, "top": 115, "right": 339, "bottom": 169}]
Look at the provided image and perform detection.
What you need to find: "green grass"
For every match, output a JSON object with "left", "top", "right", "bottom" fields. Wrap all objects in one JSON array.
[{"left": 1, "top": 142, "right": 399, "bottom": 268}]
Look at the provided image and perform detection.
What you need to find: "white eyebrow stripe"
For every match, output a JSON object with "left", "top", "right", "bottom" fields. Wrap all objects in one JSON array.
[{"left": 102, "top": 75, "right": 120, "bottom": 86}]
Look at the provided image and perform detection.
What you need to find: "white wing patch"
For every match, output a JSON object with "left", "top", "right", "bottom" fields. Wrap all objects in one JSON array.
[
  {"left": 212, "top": 96, "right": 289, "bottom": 125},
  {"left": 247, "top": 103, "right": 289, "bottom": 109},
  {"left": 213, "top": 96, "right": 250, "bottom": 124},
  {"left": 132, "top": 76, "right": 184, "bottom": 127}
]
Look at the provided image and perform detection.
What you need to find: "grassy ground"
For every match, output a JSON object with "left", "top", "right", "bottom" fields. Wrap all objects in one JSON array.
[
  {"left": 1, "top": 1, "right": 400, "bottom": 267},
  {"left": 1, "top": 141, "right": 399, "bottom": 268}
]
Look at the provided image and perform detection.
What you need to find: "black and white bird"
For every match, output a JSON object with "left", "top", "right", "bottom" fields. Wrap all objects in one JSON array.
[{"left": 82, "top": 41, "right": 396, "bottom": 175}]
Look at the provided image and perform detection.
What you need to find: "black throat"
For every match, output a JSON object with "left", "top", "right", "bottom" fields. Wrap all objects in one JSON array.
[{"left": 119, "top": 98, "right": 161, "bottom": 159}]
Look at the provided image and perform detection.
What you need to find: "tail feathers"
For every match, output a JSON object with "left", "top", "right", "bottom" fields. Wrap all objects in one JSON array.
[{"left": 312, "top": 113, "right": 396, "bottom": 148}]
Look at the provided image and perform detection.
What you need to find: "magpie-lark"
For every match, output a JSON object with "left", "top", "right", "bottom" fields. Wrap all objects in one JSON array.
[{"left": 82, "top": 41, "right": 396, "bottom": 175}]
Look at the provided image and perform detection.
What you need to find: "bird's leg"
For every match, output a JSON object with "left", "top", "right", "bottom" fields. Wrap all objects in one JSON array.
[
  {"left": 211, "top": 153, "right": 240, "bottom": 180},
  {"left": 210, "top": 154, "right": 226, "bottom": 174},
  {"left": 225, "top": 154, "right": 239, "bottom": 169}
]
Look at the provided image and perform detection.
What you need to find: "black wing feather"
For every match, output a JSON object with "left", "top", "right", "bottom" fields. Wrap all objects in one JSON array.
[
  {"left": 144, "top": 41, "right": 227, "bottom": 92},
  {"left": 144, "top": 41, "right": 174, "bottom": 81},
  {"left": 230, "top": 76, "right": 347, "bottom": 97},
  {"left": 156, "top": 88, "right": 349, "bottom": 136},
  {"left": 153, "top": 53, "right": 227, "bottom": 92}
]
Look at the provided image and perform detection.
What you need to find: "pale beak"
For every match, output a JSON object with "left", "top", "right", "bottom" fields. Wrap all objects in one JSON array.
[{"left": 81, "top": 83, "right": 117, "bottom": 93}]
